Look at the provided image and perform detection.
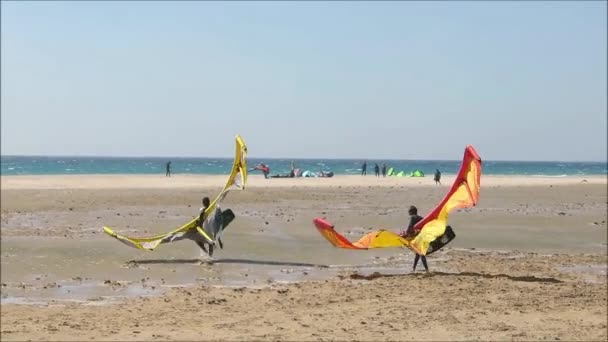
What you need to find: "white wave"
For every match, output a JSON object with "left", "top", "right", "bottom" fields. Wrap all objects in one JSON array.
[{"left": 530, "top": 174, "right": 568, "bottom": 178}]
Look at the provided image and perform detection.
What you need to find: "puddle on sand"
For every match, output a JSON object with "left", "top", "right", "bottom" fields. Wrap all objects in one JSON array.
[
  {"left": 555, "top": 264, "right": 607, "bottom": 284},
  {"left": 1, "top": 278, "right": 166, "bottom": 305},
  {"left": 1, "top": 235, "right": 426, "bottom": 305}
]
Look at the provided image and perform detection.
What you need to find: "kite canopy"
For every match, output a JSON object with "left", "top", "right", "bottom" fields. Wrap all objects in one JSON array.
[
  {"left": 103, "top": 135, "right": 248, "bottom": 250},
  {"left": 409, "top": 170, "right": 424, "bottom": 177},
  {"left": 314, "top": 217, "right": 408, "bottom": 249},
  {"left": 313, "top": 145, "right": 482, "bottom": 255},
  {"left": 408, "top": 145, "right": 480, "bottom": 255}
]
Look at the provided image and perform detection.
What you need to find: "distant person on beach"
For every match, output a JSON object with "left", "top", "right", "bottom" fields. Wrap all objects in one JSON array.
[
  {"left": 253, "top": 163, "right": 270, "bottom": 179},
  {"left": 165, "top": 161, "right": 172, "bottom": 177},
  {"left": 374, "top": 163, "right": 380, "bottom": 177},
  {"left": 434, "top": 169, "right": 441, "bottom": 185},
  {"left": 400, "top": 205, "right": 429, "bottom": 272},
  {"left": 290, "top": 161, "right": 296, "bottom": 178},
  {"left": 361, "top": 161, "right": 367, "bottom": 176},
  {"left": 381, "top": 163, "right": 387, "bottom": 177}
]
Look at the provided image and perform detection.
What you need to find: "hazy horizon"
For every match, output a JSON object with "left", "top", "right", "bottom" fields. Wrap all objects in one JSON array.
[{"left": 2, "top": 153, "right": 606, "bottom": 164}]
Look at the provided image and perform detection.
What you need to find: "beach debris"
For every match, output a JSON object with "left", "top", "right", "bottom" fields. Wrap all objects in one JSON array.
[
  {"left": 103, "top": 280, "right": 121, "bottom": 287},
  {"left": 207, "top": 298, "right": 227, "bottom": 305}
]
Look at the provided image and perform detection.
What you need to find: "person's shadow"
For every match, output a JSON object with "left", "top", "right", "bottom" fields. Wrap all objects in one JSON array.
[
  {"left": 347, "top": 271, "right": 563, "bottom": 283},
  {"left": 126, "top": 258, "right": 329, "bottom": 268}
]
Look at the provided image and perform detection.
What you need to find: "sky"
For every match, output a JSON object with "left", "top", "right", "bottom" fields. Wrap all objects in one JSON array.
[{"left": 1, "top": 1, "right": 606, "bottom": 161}]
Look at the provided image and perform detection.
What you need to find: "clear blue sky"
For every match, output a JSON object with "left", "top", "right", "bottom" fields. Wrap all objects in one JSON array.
[{"left": 1, "top": 1, "right": 606, "bottom": 161}]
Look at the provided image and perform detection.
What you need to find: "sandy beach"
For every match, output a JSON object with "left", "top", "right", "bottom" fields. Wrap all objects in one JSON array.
[{"left": 1, "top": 174, "right": 607, "bottom": 341}]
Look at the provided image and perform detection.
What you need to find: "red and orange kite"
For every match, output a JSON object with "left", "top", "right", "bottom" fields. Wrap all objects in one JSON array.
[{"left": 313, "top": 145, "right": 481, "bottom": 256}]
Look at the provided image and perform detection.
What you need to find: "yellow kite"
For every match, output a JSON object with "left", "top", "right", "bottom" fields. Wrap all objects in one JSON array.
[{"left": 103, "top": 135, "right": 248, "bottom": 250}]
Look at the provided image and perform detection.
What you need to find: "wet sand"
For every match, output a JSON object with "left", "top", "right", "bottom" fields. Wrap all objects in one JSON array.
[{"left": 1, "top": 174, "right": 607, "bottom": 341}]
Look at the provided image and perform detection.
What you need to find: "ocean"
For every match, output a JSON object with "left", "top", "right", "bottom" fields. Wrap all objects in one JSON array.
[{"left": 1, "top": 156, "right": 606, "bottom": 177}]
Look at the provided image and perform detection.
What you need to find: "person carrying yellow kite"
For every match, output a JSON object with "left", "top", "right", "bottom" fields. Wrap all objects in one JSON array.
[
  {"left": 103, "top": 135, "right": 247, "bottom": 256},
  {"left": 119, "top": 194, "right": 232, "bottom": 257}
]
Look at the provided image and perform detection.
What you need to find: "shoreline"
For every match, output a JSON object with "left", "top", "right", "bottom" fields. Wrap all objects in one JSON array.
[{"left": 1, "top": 174, "right": 606, "bottom": 190}]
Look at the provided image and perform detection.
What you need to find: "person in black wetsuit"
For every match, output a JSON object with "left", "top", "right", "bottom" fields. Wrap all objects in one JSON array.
[
  {"left": 374, "top": 163, "right": 380, "bottom": 177},
  {"left": 361, "top": 161, "right": 367, "bottom": 176},
  {"left": 401, "top": 205, "right": 429, "bottom": 272},
  {"left": 381, "top": 163, "right": 387, "bottom": 177}
]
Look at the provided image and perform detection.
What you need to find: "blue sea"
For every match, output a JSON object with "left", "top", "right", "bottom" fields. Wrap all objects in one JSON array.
[{"left": 1, "top": 156, "right": 606, "bottom": 177}]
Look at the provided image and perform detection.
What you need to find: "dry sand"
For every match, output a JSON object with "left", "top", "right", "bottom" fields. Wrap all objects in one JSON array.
[{"left": 1, "top": 174, "right": 607, "bottom": 341}]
